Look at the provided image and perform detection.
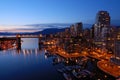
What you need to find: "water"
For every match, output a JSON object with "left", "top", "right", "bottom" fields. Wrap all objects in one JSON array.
[
  {"left": 0, "top": 38, "right": 115, "bottom": 80},
  {"left": 0, "top": 38, "right": 64, "bottom": 80}
]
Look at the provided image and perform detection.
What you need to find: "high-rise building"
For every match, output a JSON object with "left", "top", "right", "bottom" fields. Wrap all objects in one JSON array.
[
  {"left": 70, "top": 25, "right": 75, "bottom": 37},
  {"left": 70, "top": 22, "right": 83, "bottom": 37},
  {"left": 64, "top": 28, "right": 70, "bottom": 38},
  {"left": 111, "top": 27, "right": 120, "bottom": 65},
  {"left": 96, "top": 11, "right": 110, "bottom": 27},
  {"left": 93, "top": 11, "right": 111, "bottom": 52},
  {"left": 74, "top": 22, "right": 83, "bottom": 36},
  {"left": 90, "top": 25, "right": 95, "bottom": 39}
]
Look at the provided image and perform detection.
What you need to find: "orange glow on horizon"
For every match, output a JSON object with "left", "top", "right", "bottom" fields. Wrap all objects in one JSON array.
[{"left": 0, "top": 25, "right": 41, "bottom": 32}]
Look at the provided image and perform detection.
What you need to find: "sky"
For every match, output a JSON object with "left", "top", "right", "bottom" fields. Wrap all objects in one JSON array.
[{"left": 0, "top": 0, "right": 120, "bottom": 32}]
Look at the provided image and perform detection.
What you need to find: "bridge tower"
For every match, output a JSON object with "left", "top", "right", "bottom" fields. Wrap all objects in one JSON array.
[
  {"left": 16, "top": 34, "right": 21, "bottom": 50},
  {"left": 38, "top": 34, "right": 43, "bottom": 49}
]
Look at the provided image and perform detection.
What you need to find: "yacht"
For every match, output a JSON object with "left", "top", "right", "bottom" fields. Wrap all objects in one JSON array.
[{"left": 63, "top": 72, "right": 72, "bottom": 80}]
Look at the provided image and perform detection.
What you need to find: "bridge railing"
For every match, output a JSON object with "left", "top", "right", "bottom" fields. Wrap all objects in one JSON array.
[{"left": 17, "top": 35, "right": 43, "bottom": 38}]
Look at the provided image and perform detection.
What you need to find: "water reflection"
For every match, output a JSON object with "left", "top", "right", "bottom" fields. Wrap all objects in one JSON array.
[
  {"left": 15, "top": 49, "right": 43, "bottom": 56},
  {"left": 0, "top": 49, "right": 64, "bottom": 80},
  {"left": 44, "top": 55, "right": 48, "bottom": 59}
]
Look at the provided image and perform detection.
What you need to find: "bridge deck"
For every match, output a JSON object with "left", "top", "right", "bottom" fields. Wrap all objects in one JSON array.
[{"left": 0, "top": 37, "right": 17, "bottom": 40}]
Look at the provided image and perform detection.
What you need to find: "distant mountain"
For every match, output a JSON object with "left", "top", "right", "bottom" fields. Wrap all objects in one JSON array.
[
  {"left": 26, "top": 23, "right": 92, "bottom": 29},
  {"left": 31, "top": 28, "right": 66, "bottom": 35},
  {"left": 40, "top": 28, "right": 66, "bottom": 34},
  {"left": 25, "top": 23, "right": 71, "bottom": 30},
  {"left": 0, "top": 32, "right": 16, "bottom": 35}
]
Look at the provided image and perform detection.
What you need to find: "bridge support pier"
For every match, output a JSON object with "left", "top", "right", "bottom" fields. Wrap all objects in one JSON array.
[
  {"left": 38, "top": 34, "right": 43, "bottom": 50},
  {"left": 16, "top": 35, "right": 21, "bottom": 50},
  {"left": 38, "top": 38, "right": 42, "bottom": 50}
]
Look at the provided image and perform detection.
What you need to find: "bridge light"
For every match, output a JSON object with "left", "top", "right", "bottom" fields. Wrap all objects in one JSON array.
[
  {"left": 16, "top": 34, "right": 20, "bottom": 37},
  {"left": 39, "top": 34, "right": 42, "bottom": 37}
]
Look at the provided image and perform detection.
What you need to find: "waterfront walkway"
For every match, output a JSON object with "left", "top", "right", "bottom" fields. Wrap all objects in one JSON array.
[
  {"left": 55, "top": 48, "right": 87, "bottom": 58},
  {"left": 97, "top": 60, "right": 120, "bottom": 78}
]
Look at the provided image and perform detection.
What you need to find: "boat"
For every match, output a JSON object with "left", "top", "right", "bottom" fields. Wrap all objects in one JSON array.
[
  {"left": 45, "top": 52, "right": 52, "bottom": 57},
  {"left": 65, "top": 66, "right": 73, "bottom": 71},
  {"left": 82, "top": 70, "right": 94, "bottom": 78},
  {"left": 72, "top": 70, "right": 82, "bottom": 79},
  {"left": 57, "top": 68, "right": 66, "bottom": 73},
  {"left": 52, "top": 57, "right": 62, "bottom": 65},
  {"left": 82, "top": 70, "right": 91, "bottom": 75},
  {"left": 72, "top": 69, "right": 91, "bottom": 79},
  {"left": 63, "top": 72, "right": 72, "bottom": 80}
]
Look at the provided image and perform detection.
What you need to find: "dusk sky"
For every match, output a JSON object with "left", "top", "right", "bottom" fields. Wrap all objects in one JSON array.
[{"left": 0, "top": 0, "right": 120, "bottom": 32}]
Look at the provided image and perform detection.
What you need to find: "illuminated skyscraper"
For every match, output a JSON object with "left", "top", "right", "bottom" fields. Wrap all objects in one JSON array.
[
  {"left": 74, "top": 22, "right": 83, "bottom": 36},
  {"left": 70, "top": 25, "right": 75, "bottom": 37},
  {"left": 94, "top": 11, "right": 111, "bottom": 52},
  {"left": 96, "top": 11, "right": 110, "bottom": 27},
  {"left": 111, "top": 27, "right": 120, "bottom": 65},
  {"left": 70, "top": 22, "right": 83, "bottom": 37}
]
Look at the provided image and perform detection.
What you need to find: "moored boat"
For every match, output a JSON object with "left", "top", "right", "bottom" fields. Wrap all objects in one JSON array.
[
  {"left": 63, "top": 72, "right": 72, "bottom": 80},
  {"left": 57, "top": 68, "right": 66, "bottom": 73}
]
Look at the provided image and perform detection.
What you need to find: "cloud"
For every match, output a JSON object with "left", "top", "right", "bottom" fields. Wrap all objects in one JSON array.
[
  {"left": 0, "top": 23, "right": 71, "bottom": 33},
  {"left": 0, "top": 25, "right": 41, "bottom": 32}
]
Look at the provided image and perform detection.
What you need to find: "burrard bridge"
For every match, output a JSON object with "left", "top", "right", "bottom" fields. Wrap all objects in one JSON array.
[{"left": 0, "top": 34, "right": 43, "bottom": 50}]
